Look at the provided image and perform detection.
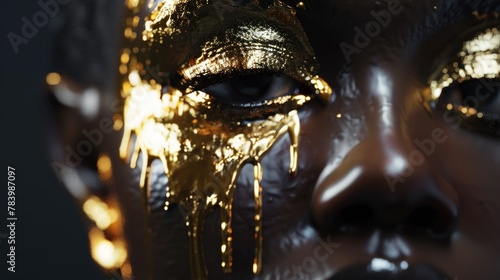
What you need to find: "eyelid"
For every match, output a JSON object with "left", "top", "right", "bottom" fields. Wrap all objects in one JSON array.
[
  {"left": 173, "top": 4, "right": 320, "bottom": 91},
  {"left": 141, "top": 1, "right": 333, "bottom": 109},
  {"left": 185, "top": 90, "right": 313, "bottom": 122},
  {"left": 425, "top": 25, "right": 500, "bottom": 105}
]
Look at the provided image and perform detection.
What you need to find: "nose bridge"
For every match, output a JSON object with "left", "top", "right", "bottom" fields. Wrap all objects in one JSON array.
[
  {"left": 356, "top": 68, "right": 415, "bottom": 177},
  {"left": 368, "top": 67, "right": 398, "bottom": 134}
]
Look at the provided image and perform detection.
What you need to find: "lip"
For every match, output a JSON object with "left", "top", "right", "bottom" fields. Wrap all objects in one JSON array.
[{"left": 329, "top": 261, "right": 450, "bottom": 280}]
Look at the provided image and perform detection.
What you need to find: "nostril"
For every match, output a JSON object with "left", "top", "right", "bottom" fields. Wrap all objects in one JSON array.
[
  {"left": 337, "top": 204, "right": 374, "bottom": 232},
  {"left": 407, "top": 206, "right": 437, "bottom": 229},
  {"left": 406, "top": 205, "right": 454, "bottom": 240},
  {"left": 331, "top": 203, "right": 455, "bottom": 237}
]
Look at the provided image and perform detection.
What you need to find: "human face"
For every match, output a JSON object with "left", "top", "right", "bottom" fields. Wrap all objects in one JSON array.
[{"left": 53, "top": 0, "right": 500, "bottom": 279}]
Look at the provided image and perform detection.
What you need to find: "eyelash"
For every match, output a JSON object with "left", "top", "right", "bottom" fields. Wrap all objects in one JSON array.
[
  {"left": 169, "top": 76, "right": 311, "bottom": 124},
  {"left": 171, "top": 58, "right": 332, "bottom": 120}
]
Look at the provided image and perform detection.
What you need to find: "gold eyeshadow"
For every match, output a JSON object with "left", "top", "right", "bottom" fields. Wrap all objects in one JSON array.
[
  {"left": 426, "top": 27, "right": 500, "bottom": 101},
  {"left": 141, "top": 0, "right": 320, "bottom": 90},
  {"left": 177, "top": 19, "right": 318, "bottom": 90},
  {"left": 424, "top": 24, "right": 500, "bottom": 135},
  {"left": 118, "top": 0, "right": 332, "bottom": 279}
]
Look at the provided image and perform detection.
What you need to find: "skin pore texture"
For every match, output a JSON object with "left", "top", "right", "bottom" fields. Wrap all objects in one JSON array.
[{"left": 48, "top": 0, "right": 500, "bottom": 279}]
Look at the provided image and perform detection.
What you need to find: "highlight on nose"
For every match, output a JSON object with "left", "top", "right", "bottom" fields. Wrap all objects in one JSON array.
[{"left": 310, "top": 142, "right": 458, "bottom": 240}]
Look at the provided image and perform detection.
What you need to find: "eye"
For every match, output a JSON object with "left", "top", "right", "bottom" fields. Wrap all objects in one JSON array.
[
  {"left": 202, "top": 74, "right": 307, "bottom": 105},
  {"left": 436, "top": 78, "right": 500, "bottom": 135},
  {"left": 148, "top": 0, "right": 333, "bottom": 118},
  {"left": 425, "top": 25, "right": 500, "bottom": 136}
]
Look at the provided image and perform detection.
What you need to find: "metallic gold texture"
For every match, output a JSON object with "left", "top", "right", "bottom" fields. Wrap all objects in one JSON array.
[
  {"left": 141, "top": 0, "right": 321, "bottom": 91},
  {"left": 425, "top": 25, "right": 500, "bottom": 135},
  {"left": 120, "top": 70, "right": 307, "bottom": 278},
  {"left": 428, "top": 27, "right": 500, "bottom": 101},
  {"left": 120, "top": 0, "right": 333, "bottom": 279}
]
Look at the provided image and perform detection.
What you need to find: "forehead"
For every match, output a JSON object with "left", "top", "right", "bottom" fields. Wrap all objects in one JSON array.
[
  {"left": 290, "top": 0, "right": 500, "bottom": 69},
  {"left": 139, "top": 0, "right": 500, "bottom": 36},
  {"left": 134, "top": 0, "right": 500, "bottom": 72},
  {"left": 303, "top": 0, "right": 500, "bottom": 15},
  {"left": 140, "top": 0, "right": 500, "bottom": 29},
  {"left": 298, "top": 0, "right": 500, "bottom": 34}
]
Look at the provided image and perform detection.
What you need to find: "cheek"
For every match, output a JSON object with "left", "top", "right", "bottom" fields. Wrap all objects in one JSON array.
[
  {"left": 406, "top": 108, "right": 500, "bottom": 247},
  {"left": 435, "top": 126, "right": 500, "bottom": 245},
  {"left": 228, "top": 102, "right": 338, "bottom": 238},
  {"left": 103, "top": 132, "right": 192, "bottom": 279},
  {"left": 104, "top": 98, "right": 335, "bottom": 277}
]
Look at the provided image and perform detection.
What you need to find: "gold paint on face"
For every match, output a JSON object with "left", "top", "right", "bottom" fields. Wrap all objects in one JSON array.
[
  {"left": 120, "top": 70, "right": 330, "bottom": 278},
  {"left": 141, "top": 0, "right": 321, "bottom": 90},
  {"left": 426, "top": 27, "right": 500, "bottom": 106},
  {"left": 424, "top": 26, "right": 500, "bottom": 135},
  {"left": 119, "top": 0, "right": 332, "bottom": 279}
]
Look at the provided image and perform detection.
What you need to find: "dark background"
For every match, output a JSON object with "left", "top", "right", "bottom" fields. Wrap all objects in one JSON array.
[{"left": 1, "top": 1, "right": 108, "bottom": 279}]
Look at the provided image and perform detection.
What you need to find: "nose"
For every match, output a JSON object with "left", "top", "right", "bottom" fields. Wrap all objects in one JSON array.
[
  {"left": 311, "top": 69, "right": 459, "bottom": 240},
  {"left": 311, "top": 136, "right": 458, "bottom": 239}
]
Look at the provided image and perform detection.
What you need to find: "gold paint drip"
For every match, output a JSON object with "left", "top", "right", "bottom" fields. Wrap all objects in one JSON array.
[
  {"left": 120, "top": 1, "right": 333, "bottom": 278},
  {"left": 252, "top": 162, "right": 263, "bottom": 274},
  {"left": 187, "top": 206, "right": 207, "bottom": 279},
  {"left": 119, "top": 70, "right": 327, "bottom": 278}
]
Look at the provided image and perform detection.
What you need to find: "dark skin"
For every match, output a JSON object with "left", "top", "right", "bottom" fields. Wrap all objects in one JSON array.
[{"left": 50, "top": 0, "right": 500, "bottom": 279}]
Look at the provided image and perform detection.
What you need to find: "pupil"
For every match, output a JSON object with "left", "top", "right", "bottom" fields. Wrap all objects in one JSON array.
[{"left": 228, "top": 75, "right": 274, "bottom": 97}]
